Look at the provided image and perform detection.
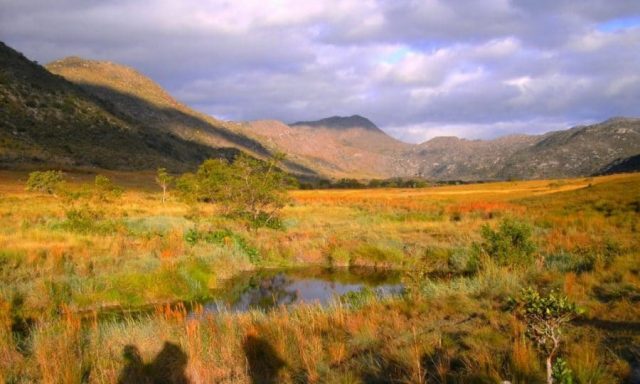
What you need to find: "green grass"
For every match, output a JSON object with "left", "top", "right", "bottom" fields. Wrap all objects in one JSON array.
[{"left": 0, "top": 171, "right": 638, "bottom": 383}]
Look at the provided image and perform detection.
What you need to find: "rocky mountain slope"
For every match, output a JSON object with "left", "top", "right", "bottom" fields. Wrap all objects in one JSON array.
[
  {"left": 2, "top": 41, "right": 638, "bottom": 180},
  {"left": 246, "top": 115, "right": 640, "bottom": 180},
  {"left": 412, "top": 117, "right": 640, "bottom": 180},
  {"left": 0, "top": 42, "right": 237, "bottom": 170},
  {"left": 45, "top": 56, "right": 326, "bottom": 177},
  {"left": 496, "top": 118, "right": 640, "bottom": 179},
  {"left": 242, "top": 116, "right": 415, "bottom": 178}
]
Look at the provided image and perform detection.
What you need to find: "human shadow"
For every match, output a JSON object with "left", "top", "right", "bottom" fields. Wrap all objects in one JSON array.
[
  {"left": 118, "top": 342, "right": 190, "bottom": 384},
  {"left": 243, "top": 335, "right": 287, "bottom": 384}
]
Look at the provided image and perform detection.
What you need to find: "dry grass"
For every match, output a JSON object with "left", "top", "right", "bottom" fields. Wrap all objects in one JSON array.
[{"left": 0, "top": 171, "right": 639, "bottom": 382}]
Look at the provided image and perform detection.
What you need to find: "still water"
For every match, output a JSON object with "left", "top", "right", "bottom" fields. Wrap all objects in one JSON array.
[{"left": 201, "top": 266, "right": 403, "bottom": 313}]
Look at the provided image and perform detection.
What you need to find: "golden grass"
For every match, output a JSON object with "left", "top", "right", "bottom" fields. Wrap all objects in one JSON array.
[{"left": 0, "top": 171, "right": 639, "bottom": 382}]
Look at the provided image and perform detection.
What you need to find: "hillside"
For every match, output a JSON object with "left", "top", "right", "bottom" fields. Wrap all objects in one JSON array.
[
  {"left": 413, "top": 119, "right": 640, "bottom": 180},
  {"left": 497, "top": 118, "right": 640, "bottom": 179},
  {"left": 45, "top": 56, "right": 325, "bottom": 177},
  {"left": 412, "top": 135, "right": 539, "bottom": 180},
  {"left": 0, "top": 42, "right": 237, "bottom": 170},
  {"left": 242, "top": 116, "right": 415, "bottom": 178},
  {"left": 246, "top": 115, "right": 640, "bottom": 180},
  {"left": 2, "top": 41, "right": 639, "bottom": 180}
]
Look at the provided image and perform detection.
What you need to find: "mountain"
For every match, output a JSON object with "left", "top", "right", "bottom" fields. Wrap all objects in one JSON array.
[
  {"left": 241, "top": 116, "right": 414, "bottom": 178},
  {"left": 497, "top": 118, "right": 640, "bottom": 179},
  {"left": 245, "top": 116, "right": 640, "bottom": 180},
  {"left": 599, "top": 154, "right": 640, "bottom": 175},
  {"left": 412, "top": 135, "right": 539, "bottom": 180},
  {"left": 0, "top": 42, "right": 236, "bottom": 171},
  {"left": 45, "top": 56, "right": 322, "bottom": 176},
  {"left": 291, "top": 115, "right": 381, "bottom": 131},
  {"left": 413, "top": 118, "right": 640, "bottom": 180},
  {"left": 2, "top": 41, "right": 639, "bottom": 180}
]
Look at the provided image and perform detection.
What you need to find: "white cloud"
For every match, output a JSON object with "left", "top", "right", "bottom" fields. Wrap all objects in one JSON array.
[{"left": 1, "top": 0, "right": 639, "bottom": 143}]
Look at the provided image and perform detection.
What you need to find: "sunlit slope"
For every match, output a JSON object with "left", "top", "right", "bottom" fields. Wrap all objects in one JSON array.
[{"left": 0, "top": 42, "right": 236, "bottom": 170}]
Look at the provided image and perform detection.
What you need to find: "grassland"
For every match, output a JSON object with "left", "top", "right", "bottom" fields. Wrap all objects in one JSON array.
[{"left": 0, "top": 171, "right": 639, "bottom": 383}]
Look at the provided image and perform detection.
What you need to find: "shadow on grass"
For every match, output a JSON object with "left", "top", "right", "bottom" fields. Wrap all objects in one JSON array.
[
  {"left": 118, "top": 341, "right": 189, "bottom": 384},
  {"left": 243, "top": 335, "right": 287, "bottom": 384},
  {"left": 360, "top": 352, "right": 409, "bottom": 383},
  {"left": 575, "top": 318, "right": 640, "bottom": 332}
]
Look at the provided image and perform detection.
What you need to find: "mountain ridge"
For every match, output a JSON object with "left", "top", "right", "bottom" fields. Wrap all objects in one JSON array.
[
  {"left": 0, "top": 41, "right": 239, "bottom": 171},
  {"left": 291, "top": 115, "right": 382, "bottom": 132},
  {"left": 2, "top": 42, "right": 639, "bottom": 180}
]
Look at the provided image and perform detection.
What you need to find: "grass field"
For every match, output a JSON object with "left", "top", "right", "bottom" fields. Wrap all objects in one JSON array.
[{"left": 0, "top": 171, "right": 639, "bottom": 383}]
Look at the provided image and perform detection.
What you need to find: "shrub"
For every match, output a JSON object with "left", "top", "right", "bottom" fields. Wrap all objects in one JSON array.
[
  {"left": 56, "top": 206, "right": 117, "bottom": 235},
  {"left": 552, "top": 358, "right": 574, "bottom": 384},
  {"left": 93, "top": 174, "right": 123, "bottom": 201},
  {"left": 351, "top": 244, "right": 404, "bottom": 266},
  {"left": 512, "top": 288, "right": 581, "bottom": 384},
  {"left": 339, "top": 287, "right": 376, "bottom": 309},
  {"left": 184, "top": 228, "right": 260, "bottom": 263},
  {"left": 544, "top": 251, "right": 595, "bottom": 274},
  {"left": 447, "top": 248, "right": 480, "bottom": 274},
  {"left": 329, "top": 247, "right": 351, "bottom": 267},
  {"left": 479, "top": 218, "right": 536, "bottom": 266},
  {"left": 25, "top": 170, "right": 64, "bottom": 194}
]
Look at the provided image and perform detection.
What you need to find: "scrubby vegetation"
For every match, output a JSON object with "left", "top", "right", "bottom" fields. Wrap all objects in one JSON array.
[
  {"left": 25, "top": 170, "right": 65, "bottom": 195},
  {"left": 176, "top": 154, "right": 293, "bottom": 228},
  {"left": 0, "top": 170, "right": 638, "bottom": 383}
]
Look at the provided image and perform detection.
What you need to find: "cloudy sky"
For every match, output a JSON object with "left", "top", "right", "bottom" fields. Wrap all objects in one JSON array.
[{"left": 2, "top": 1, "right": 640, "bottom": 142}]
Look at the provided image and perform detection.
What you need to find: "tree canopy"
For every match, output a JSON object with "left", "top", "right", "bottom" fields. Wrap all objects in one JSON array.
[{"left": 176, "top": 154, "right": 294, "bottom": 227}]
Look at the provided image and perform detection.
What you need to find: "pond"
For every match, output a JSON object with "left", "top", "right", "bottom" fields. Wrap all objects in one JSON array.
[
  {"left": 200, "top": 266, "right": 404, "bottom": 313},
  {"left": 91, "top": 267, "right": 404, "bottom": 321}
]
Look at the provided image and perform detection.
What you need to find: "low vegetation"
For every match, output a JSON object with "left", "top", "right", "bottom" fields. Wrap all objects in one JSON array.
[
  {"left": 176, "top": 154, "right": 293, "bottom": 227},
  {"left": 0, "top": 169, "right": 638, "bottom": 383}
]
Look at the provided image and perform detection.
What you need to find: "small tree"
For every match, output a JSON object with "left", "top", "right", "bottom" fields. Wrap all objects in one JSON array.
[
  {"left": 514, "top": 288, "right": 580, "bottom": 384},
  {"left": 228, "top": 153, "right": 292, "bottom": 225},
  {"left": 26, "top": 170, "right": 65, "bottom": 195},
  {"left": 177, "top": 153, "right": 293, "bottom": 227},
  {"left": 155, "top": 168, "right": 174, "bottom": 204}
]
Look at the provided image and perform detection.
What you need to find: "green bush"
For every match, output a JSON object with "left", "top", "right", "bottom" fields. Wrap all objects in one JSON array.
[
  {"left": 447, "top": 248, "right": 480, "bottom": 274},
  {"left": 544, "top": 251, "right": 595, "bottom": 273},
  {"left": 352, "top": 244, "right": 404, "bottom": 266},
  {"left": 55, "top": 207, "right": 117, "bottom": 235},
  {"left": 93, "top": 174, "right": 123, "bottom": 201},
  {"left": 26, "top": 170, "right": 64, "bottom": 194},
  {"left": 479, "top": 218, "right": 536, "bottom": 266},
  {"left": 339, "top": 287, "right": 376, "bottom": 309},
  {"left": 552, "top": 358, "right": 574, "bottom": 384},
  {"left": 184, "top": 228, "right": 260, "bottom": 263}
]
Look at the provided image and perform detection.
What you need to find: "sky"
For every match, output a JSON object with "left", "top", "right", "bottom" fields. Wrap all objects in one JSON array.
[{"left": 1, "top": 0, "right": 640, "bottom": 143}]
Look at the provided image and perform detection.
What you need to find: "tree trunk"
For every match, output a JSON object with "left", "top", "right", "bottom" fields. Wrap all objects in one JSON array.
[
  {"left": 162, "top": 185, "right": 166, "bottom": 204},
  {"left": 547, "top": 337, "right": 559, "bottom": 384}
]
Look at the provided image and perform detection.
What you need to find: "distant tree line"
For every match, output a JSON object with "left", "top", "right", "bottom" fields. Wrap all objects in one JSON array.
[
  {"left": 299, "top": 177, "right": 432, "bottom": 190},
  {"left": 296, "top": 177, "right": 499, "bottom": 190}
]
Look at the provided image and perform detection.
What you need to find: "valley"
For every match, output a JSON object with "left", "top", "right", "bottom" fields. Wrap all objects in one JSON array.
[
  {"left": 0, "top": 38, "right": 639, "bottom": 384},
  {"left": 0, "top": 170, "right": 639, "bottom": 382}
]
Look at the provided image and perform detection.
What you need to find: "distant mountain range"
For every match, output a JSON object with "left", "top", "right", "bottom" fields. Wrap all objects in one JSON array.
[{"left": 1, "top": 41, "right": 639, "bottom": 180}]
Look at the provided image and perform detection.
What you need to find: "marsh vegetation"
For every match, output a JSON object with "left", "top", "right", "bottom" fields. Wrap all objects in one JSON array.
[{"left": 0, "top": 170, "right": 639, "bottom": 383}]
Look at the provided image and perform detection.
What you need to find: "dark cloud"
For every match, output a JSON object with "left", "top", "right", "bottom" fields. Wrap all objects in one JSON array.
[{"left": 1, "top": 0, "right": 639, "bottom": 142}]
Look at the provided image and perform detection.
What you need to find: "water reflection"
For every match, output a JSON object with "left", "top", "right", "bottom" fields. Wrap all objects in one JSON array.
[{"left": 203, "top": 267, "right": 403, "bottom": 313}]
